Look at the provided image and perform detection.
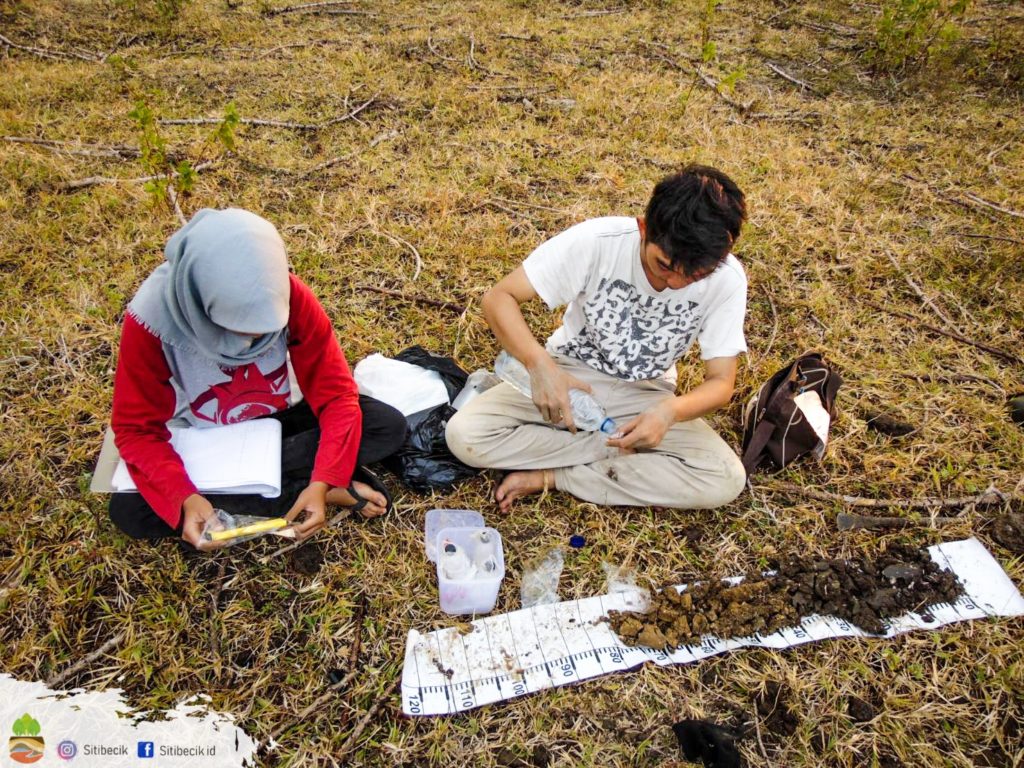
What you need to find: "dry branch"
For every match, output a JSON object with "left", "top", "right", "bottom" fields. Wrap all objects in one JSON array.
[
  {"left": 335, "top": 677, "right": 400, "bottom": 760},
  {"left": 368, "top": 225, "right": 422, "bottom": 281},
  {"left": 267, "top": 595, "right": 367, "bottom": 743},
  {"left": 951, "top": 232, "right": 1024, "bottom": 246},
  {"left": 560, "top": 7, "right": 627, "bottom": 18},
  {"left": 159, "top": 96, "right": 376, "bottom": 132},
  {"left": 638, "top": 42, "right": 753, "bottom": 114},
  {"left": 766, "top": 482, "right": 1006, "bottom": 509},
  {"left": 46, "top": 631, "right": 126, "bottom": 688},
  {"left": 60, "top": 160, "right": 216, "bottom": 192},
  {"left": 866, "top": 300, "right": 1023, "bottom": 367},
  {"left": 262, "top": 1, "right": 354, "bottom": 15},
  {"left": 903, "top": 174, "right": 1024, "bottom": 220},
  {"left": 0, "top": 33, "right": 104, "bottom": 62},
  {"left": 361, "top": 285, "right": 467, "bottom": 315},
  {"left": 884, "top": 251, "right": 958, "bottom": 330},
  {"left": 3, "top": 136, "right": 141, "bottom": 159},
  {"left": 763, "top": 61, "right": 821, "bottom": 96}
]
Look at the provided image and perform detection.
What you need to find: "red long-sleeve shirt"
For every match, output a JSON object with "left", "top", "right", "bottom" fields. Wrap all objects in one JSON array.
[{"left": 111, "top": 274, "right": 362, "bottom": 528}]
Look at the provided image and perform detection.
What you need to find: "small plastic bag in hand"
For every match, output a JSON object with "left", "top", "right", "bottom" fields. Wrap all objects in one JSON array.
[{"left": 200, "top": 509, "right": 295, "bottom": 547}]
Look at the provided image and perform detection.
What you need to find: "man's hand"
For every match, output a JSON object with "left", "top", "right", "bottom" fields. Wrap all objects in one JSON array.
[
  {"left": 181, "top": 493, "right": 225, "bottom": 550},
  {"left": 527, "top": 354, "right": 593, "bottom": 432},
  {"left": 285, "top": 481, "right": 329, "bottom": 538},
  {"left": 606, "top": 399, "right": 676, "bottom": 451}
]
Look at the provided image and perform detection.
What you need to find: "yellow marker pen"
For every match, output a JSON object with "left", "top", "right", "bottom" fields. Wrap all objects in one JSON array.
[{"left": 208, "top": 517, "right": 289, "bottom": 542}]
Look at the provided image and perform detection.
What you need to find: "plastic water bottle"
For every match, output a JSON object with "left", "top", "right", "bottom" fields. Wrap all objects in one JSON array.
[
  {"left": 470, "top": 530, "right": 499, "bottom": 575},
  {"left": 494, "top": 351, "right": 617, "bottom": 434},
  {"left": 440, "top": 541, "right": 475, "bottom": 580}
]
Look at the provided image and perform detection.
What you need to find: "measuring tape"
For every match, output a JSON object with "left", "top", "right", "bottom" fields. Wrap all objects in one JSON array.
[{"left": 401, "top": 538, "right": 1024, "bottom": 716}]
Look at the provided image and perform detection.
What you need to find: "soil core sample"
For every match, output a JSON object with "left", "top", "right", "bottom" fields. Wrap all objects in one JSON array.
[{"left": 610, "top": 544, "right": 963, "bottom": 650}]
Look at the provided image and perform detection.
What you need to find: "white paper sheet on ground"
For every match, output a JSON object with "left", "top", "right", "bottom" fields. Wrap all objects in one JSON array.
[
  {"left": 401, "top": 537, "right": 1024, "bottom": 716},
  {"left": 353, "top": 353, "right": 451, "bottom": 416}
]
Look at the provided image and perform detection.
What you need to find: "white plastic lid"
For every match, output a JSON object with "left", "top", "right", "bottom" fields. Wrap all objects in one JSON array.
[{"left": 424, "top": 509, "right": 485, "bottom": 561}]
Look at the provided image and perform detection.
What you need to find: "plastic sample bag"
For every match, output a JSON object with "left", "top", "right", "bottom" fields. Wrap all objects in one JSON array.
[
  {"left": 200, "top": 509, "right": 295, "bottom": 549},
  {"left": 521, "top": 548, "right": 564, "bottom": 608}
]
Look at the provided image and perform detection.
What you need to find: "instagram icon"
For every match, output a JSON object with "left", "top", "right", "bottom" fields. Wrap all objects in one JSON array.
[{"left": 56, "top": 740, "right": 77, "bottom": 760}]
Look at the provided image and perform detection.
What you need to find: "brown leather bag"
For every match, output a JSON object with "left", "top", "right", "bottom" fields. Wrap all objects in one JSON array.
[{"left": 740, "top": 353, "right": 842, "bottom": 476}]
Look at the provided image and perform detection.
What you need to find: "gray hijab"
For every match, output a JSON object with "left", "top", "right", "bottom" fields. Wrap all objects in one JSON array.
[{"left": 128, "top": 208, "right": 290, "bottom": 368}]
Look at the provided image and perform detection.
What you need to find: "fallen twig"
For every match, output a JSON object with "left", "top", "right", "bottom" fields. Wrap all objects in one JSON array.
[
  {"left": 262, "top": 0, "right": 355, "bottom": 15},
  {"left": 47, "top": 631, "right": 127, "bottom": 688},
  {"left": 766, "top": 481, "right": 1006, "bottom": 509},
  {"left": 208, "top": 560, "right": 227, "bottom": 679},
  {"left": 959, "top": 191, "right": 1024, "bottom": 220},
  {"left": 368, "top": 224, "right": 422, "bottom": 281},
  {"left": 335, "top": 677, "right": 401, "bottom": 761},
  {"left": 900, "top": 371, "right": 1005, "bottom": 394},
  {"left": 884, "top": 251, "right": 958, "bottom": 330},
  {"left": 266, "top": 595, "right": 367, "bottom": 744},
  {"left": 159, "top": 96, "right": 376, "bottom": 132},
  {"left": 866, "top": 300, "right": 1023, "bottom": 367},
  {"left": 60, "top": 160, "right": 216, "bottom": 192},
  {"left": 0, "top": 33, "right": 104, "bottom": 62},
  {"left": 167, "top": 184, "right": 187, "bottom": 226},
  {"left": 638, "top": 42, "right": 753, "bottom": 114},
  {"left": 361, "top": 285, "right": 467, "bottom": 315},
  {"left": 260, "top": 509, "right": 350, "bottom": 563},
  {"left": 3, "top": 136, "right": 141, "bottom": 159},
  {"left": 763, "top": 61, "right": 821, "bottom": 96},
  {"left": 337, "top": 594, "right": 368, "bottom": 731},
  {"left": 560, "top": 7, "right": 627, "bottom": 19},
  {"left": 837, "top": 511, "right": 963, "bottom": 530},
  {"left": 951, "top": 232, "right": 1024, "bottom": 246},
  {"left": 903, "top": 174, "right": 1024, "bottom": 220}
]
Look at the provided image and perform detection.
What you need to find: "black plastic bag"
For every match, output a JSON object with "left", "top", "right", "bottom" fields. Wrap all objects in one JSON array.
[
  {"left": 382, "top": 405, "right": 479, "bottom": 492},
  {"left": 382, "top": 348, "right": 479, "bottom": 492}
]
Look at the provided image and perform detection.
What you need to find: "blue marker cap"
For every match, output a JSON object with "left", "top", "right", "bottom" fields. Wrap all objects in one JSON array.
[{"left": 569, "top": 534, "right": 586, "bottom": 549}]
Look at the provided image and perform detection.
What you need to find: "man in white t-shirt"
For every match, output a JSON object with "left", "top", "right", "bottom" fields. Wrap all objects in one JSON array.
[{"left": 446, "top": 165, "right": 748, "bottom": 512}]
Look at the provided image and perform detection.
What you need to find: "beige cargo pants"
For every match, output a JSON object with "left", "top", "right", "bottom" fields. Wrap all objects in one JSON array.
[{"left": 445, "top": 354, "right": 746, "bottom": 509}]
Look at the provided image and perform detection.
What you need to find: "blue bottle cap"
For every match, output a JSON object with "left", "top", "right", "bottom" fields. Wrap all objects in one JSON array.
[{"left": 569, "top": 534, "right": 586, "bottom": 549}]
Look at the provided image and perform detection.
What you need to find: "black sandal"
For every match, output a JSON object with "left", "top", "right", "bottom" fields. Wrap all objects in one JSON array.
[{"left": 346, "top": 465, "right": 393, "bottom": 518}]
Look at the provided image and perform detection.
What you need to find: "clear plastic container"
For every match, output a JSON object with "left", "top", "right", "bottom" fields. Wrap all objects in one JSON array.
[
  {"left": 435, "top": 526, "right": 505, "bottom": 615},
  {"left": 424, "top": 509, "right": 485, "bottom": 562}
]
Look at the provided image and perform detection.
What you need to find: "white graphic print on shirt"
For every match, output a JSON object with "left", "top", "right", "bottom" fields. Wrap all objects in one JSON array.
[{"left": 555, "top": 278, "right": 704, "bottom": 381}]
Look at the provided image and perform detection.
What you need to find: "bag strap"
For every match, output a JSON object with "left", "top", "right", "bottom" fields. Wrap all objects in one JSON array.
[{"left": 741, "top": 418, "right": 776, "bottom": 476}]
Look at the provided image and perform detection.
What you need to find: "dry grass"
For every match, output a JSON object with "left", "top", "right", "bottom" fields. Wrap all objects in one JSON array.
[{"left": 1, "top": 0, "right": 1022, "bottom": 765}]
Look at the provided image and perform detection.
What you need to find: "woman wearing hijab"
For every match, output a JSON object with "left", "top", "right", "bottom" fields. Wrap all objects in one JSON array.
[{"left": 109, "top": 208, "right": 407, "bottom": 548}]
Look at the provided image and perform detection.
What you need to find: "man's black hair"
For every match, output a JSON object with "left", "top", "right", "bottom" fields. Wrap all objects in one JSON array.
[{"left": 644, "top": 164, "right": 747, "bottom": 277}]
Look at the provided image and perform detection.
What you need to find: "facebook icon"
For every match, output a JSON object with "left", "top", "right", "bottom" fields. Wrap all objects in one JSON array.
[{"left": 137, "top": 742, "right": 155, "bottom": 758}]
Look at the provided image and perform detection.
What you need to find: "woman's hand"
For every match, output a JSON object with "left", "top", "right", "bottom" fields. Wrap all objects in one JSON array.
[
  {"left": 606, "top": 399, "right": 676, "bottom": 451},
  {"left": 285, "top": 481, "right": 329, "bottom": 538},
  {"left": 181, "top": 493, "right": 226, "bottom": 550}
]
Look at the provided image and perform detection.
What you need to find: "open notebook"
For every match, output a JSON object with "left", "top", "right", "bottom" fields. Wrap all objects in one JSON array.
[{"left": 93, "top": 420, "right": 282, "bottom": 498}]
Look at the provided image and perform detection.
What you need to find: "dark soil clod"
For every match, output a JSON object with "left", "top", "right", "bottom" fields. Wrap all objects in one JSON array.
[
  {"left": 289, "top": 542, "right": 324, "bottom": 575},
  {"left": 990, "top": 510, "right": 1024, "bottom": 555},
  {"left": 862, "top": 409, "right": 916, "bottom": 437},
  {"left": 847, "top": 695, "right": 877, "bottom": 723},
  {"left": 609, "top": 545, "right": 963, "bottom": 648}
]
